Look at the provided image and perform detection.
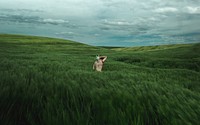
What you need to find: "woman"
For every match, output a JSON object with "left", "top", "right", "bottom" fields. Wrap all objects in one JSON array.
[{"left": 93, "top": 55, "right": 107, "bottom": 72}]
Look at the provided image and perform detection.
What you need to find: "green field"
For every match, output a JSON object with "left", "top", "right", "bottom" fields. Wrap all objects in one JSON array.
[{"left": 0, "top": 34, "right": 200, "bottom": 125}]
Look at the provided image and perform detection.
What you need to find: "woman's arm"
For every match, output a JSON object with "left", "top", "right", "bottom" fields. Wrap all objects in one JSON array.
[
  {"left": 93, "top": 61, "right": 96, "bottom": 70},
  {"left": 100, "top": 56, "right": 107, "bottom": 62}
]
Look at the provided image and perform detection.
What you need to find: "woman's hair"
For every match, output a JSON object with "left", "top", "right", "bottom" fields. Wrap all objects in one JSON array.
[{"left": 96, "top": 55, "right": 100, "bottom": 60}]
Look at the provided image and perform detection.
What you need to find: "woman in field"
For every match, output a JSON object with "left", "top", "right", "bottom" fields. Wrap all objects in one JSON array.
[{"left": 93, "top": 55, "right": 107, "bottom": 72}]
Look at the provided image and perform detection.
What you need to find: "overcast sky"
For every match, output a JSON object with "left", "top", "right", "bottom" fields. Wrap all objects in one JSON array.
[{"left": 0, "top": 0, "right": 200, "bottom": 46}]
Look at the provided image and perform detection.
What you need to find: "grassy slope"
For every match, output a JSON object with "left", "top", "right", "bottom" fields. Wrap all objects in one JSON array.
[{"left": 0, "top": 34, "right": 200, "bottom": 125}]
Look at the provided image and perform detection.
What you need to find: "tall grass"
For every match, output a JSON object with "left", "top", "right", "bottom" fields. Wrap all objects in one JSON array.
[{"left": 0, "top": 34, "right": 200, "bottom": 125}]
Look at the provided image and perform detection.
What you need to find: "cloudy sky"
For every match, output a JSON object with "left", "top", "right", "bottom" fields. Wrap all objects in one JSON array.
[{"left": 0, "top": 0, "right": 200, "bottom": 46}]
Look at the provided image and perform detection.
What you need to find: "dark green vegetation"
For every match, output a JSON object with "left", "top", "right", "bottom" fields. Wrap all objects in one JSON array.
[{"left": 0, "top": 34, "right": 200, "bottom": 125}]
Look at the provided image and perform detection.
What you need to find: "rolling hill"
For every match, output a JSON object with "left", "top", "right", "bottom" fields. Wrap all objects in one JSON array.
[{"left": 0, "top": 34, "right": 200, "bottom": 125}]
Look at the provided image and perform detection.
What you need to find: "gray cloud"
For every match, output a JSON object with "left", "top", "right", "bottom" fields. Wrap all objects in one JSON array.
[
  {"left": 0, "top": 9, "right": 79, "bottom": 28},
  {"left": 0, "top": 0, "right": 200, "bottom": 46}
]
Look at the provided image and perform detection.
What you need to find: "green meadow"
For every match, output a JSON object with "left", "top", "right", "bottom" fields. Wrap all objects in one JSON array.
[{"left": 0, "top": 34, "right": 200, "bottom": 125}]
